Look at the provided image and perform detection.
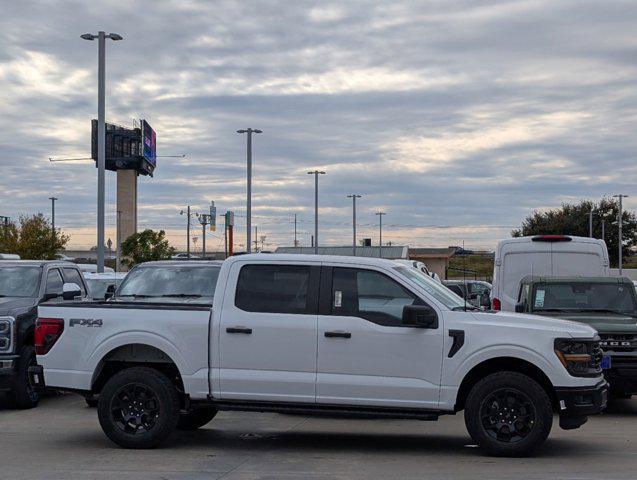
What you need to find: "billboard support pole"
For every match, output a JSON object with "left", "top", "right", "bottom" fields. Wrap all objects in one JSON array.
[{"left": 96, "top": 31, "right": 106, "bottom": 273}]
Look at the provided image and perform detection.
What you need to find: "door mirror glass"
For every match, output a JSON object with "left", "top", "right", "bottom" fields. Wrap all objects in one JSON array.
[
  {"left": 402, "top": 304, "right": 438, "bottom": 329},
  {"left": 62, "top": 282, "right": 82, "bottom": 300}
]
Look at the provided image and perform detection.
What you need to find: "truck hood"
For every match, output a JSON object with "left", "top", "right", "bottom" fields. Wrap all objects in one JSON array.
[
  {"left": 471, "top": 310, "right": 598, "bottom": 338},
  {"left": 0, "top": 297, "right": 37, "bottom": 316},
  {"left": 533, "top": 312, "right": 637, "bottom": 334}
]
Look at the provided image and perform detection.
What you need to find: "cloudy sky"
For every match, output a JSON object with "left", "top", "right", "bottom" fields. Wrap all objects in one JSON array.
[{"left": 1, "top": 0, "right": 636, "bottom": 252}]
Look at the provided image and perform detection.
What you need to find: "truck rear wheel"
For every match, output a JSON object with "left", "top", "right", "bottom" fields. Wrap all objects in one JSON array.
[
  {"left": 97, "top": 367, "right": 180, "bottom": 449},
  {"left": 464, "top": 371, "right": 553, "bottom": 457},
  {"left": 177, "top": 408, "right": 217, "bottom": 430},
  {"left": 6, "top": 345, "right": 39, "bottom": 409}
]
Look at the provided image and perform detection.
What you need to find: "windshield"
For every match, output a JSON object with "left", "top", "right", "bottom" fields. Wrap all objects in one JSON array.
[
  {"left": 116, "top": 266, "right": 221, "bottom": 298},
  {"left": 393, "top": 266, "right": 466, "bottom": 310},
  {"left": 86, "top": 278, "right": 124, "bottom": 299},
  {"left": 532, "top": 282, "right": 637, "bottom": 317},
  {"left": 0, "top": 266, "right": 41, "bottom": 297}
]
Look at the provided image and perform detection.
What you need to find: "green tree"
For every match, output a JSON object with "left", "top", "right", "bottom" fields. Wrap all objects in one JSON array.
[
  {"left": 512, "top": 198, "right": 637, "bottom": 267},
  {"left": 0, "top": 214, "right": 69, "bottom": 260},
  {"left": 120, "top": 229, "right": 175, "bottom": 267}
]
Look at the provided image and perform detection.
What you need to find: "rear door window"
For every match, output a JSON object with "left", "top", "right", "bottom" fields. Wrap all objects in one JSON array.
[{"left": 235, "top": 264, "right": 312, "bottom": 314}]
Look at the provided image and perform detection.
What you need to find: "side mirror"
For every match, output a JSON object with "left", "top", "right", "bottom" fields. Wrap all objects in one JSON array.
[
  {"left": 402, "top": 304, "right": 438, "bottom": 329},
  {"left": 515, "top": 302, "right": 525, "bottom": 313},
  {"left": 104, "top": 284, "right": 116, "bottom": 300},
  {"left": 62, "top": 282, "right": 82, "bottom": 301}
]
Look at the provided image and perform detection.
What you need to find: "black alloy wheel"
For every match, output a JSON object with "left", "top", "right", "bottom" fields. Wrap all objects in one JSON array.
[
  {"left": 110, "top": 383, "right": 161, "bottom": 435},
  {"left": 480, "top": 387, "right": 537, "bottom": 443}
]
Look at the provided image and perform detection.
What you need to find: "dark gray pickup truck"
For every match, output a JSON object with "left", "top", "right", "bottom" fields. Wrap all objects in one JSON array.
[{"left": 0, "top": 260, "right": 87, "bottom": 408}]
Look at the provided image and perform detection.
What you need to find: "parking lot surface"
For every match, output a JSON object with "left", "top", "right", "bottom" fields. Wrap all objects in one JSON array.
[{"left": 2, "top": 393, "right": 637, "bottom": 480}]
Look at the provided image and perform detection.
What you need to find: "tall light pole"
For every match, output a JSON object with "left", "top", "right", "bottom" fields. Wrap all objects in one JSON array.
[
  {"left": 237, "top": 128, "right": 262, "bottom": 253},
  {"left": 180, "top": 206, "right": 192, "bottom": 258},
  {"left": 347, "top": 194, "right": 362, "bottom": 256},
  {"left": 589, "top": 210, "right": 593, "bottom": 238},
  {"left": 614, "top": 194, "right": 629, "bottom": 274},
  {"left": 294, "top": 213, "right": 298, "bottom": 247},
  {"left": 375, "top": 211, "right": 386, "bottom": 258},
  {"left": 49, "top": 197, "right": 58, "bottom": 236},
  {"left": 81, "top": 31, "right": 123, "bottom": 273},
  {"left": 307, "top": 170, "right": 326, "bottom": 254},
  {"left": 198, "top": 213, "right": 210, "bottom": 258}
]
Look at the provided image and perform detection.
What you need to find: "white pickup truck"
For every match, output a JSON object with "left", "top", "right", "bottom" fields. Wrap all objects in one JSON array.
[{"left": 30, "top": 254, "right": 608, "bottom": 456}]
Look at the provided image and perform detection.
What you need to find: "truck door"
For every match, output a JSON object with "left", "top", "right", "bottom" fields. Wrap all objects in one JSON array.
[
  {"left": 217, "top": 262, "right": 320, "bottom": 403},
  {"left": 316, "top": 266, "right": 443, "bottom": 409}
]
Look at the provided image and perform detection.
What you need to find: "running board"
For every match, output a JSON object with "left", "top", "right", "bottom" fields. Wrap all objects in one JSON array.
[{"left": 209, "top": 399, "right": 439, "bottom": 421}]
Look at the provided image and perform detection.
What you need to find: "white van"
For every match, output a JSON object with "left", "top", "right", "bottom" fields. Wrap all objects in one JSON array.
[{"left": 491, "top": 235, "right": 610, "bottom": 311}]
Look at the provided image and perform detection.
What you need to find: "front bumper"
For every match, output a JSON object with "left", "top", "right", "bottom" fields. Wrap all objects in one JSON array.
[
  {"left": 0, "top": 354, "right": 19, "bottom": 391},
  {"left": 28, "top": 364, "right": 45, "bottom": 390},
  {"left": 555, "top": 379, "right": 608, "bottom": 415}
]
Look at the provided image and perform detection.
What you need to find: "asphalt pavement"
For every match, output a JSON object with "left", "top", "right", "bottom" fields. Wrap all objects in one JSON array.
[{"left": 1, "top": 392, "right": 636, "bottom": 480}]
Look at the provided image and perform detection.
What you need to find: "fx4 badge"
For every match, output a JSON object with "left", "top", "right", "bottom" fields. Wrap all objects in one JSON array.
[{"left": 69, "top": 318, "right": 103, "bottom": 328}]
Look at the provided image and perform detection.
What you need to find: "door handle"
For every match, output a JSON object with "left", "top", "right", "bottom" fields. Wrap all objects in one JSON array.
[
  {"left": 324, "top": 331, "right": 351, "bottom": 339},
  {"left": 226, "top": 327, "right": 253, "bottom": 334}
]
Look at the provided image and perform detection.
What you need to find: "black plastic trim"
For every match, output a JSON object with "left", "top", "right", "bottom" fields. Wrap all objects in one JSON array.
[
  {"left": 555, "top": 379, "right": 608, "bottom": 416},
  {"left": 208, "top": 398, "right": 440, "bottom": 420},
  {"left": 448, "top": 330, "right": 465, "bottom": 358},
  {"left": 226, "top": 327, "right": 253, "bottom": 334},
  {"left": 40, "top": 301, "right": 212, "bottom": 311}
]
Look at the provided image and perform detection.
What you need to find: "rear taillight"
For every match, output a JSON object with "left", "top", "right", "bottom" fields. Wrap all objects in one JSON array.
[
  {"left": 531, "top": 235, "right": 572, "bottom": 242},
  {"left": 492, "top": 298, "right": 501, "bottom": 311},
  {"left": 35, "top": 318, "right": 64, "bottom": 355}
]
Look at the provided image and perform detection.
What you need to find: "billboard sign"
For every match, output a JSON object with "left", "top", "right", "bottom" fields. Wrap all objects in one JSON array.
[
  {"left": 141, "top": 119, "right": 157, "bottom": 168},
  {"left": 209, "top": 202, "right": 217, "bottom": 231}
]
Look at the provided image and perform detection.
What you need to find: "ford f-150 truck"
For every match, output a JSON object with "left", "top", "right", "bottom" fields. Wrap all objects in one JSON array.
[
  {"left": 0, "top": 260, "right": 87, "bottom": 408},
  {"left": 31, "top": 254, "right": 608, "bottom": 456}
]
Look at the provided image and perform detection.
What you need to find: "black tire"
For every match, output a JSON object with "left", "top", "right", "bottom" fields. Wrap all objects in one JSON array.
[
  {"left": 464, "top": 371, "right": 553, "bottom": 457},
  {"left": 6, "top": 345, "right": 39, "bottom": 409},
  {"left": 177, "top": 408, "right": 217, "bottom": 430},
  {"left": 85, "top": 394, "right": 99, "bottom": 407},
  {"left": 97, "top": 367, "right": 180, "bottom": 449}
]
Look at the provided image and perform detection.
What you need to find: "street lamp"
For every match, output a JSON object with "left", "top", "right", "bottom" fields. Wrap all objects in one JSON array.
[
  {"left": 49, "top": 197, "right": 58, "bottom": 237},
  {"left": 81, "top": 31, "right": 123, "bottom": 273},
  {"left": 613, "top": 194, "right": 629, "bottom": 274},
  {"left": 347, "top": 194, "right": 362, "bottom": 256},
  {"left": 375, "top": 212, "right": 386, "bottom": 258},
  {"left": 307, "top": 170, "right": 326, "bottom": 254},
  {"left": 237, "top": 128, "right": 262, "bottom": 253}
]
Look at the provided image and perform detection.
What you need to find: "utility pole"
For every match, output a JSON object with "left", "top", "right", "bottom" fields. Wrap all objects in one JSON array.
[
  {"left": 81, "top": 31, "right": 123, "bottom": 273},
  {"left": 307, "top": 170, "right": 326, "bottom": 254},
  {"left": 375, "top": 212, "right": 386, "bottom": 258},
  {"left": 254, "top": 225, "right": 258, "bottom": 253},
  {"left": 180, "top": 206, "right": 192, "bottom": 258},
  {"left": 294, "top": 214, "right": 298, "bottom": 247},
  {"left": 347, "top": 194, "right": 362, "bottom": 256},
  {"left": 49, "top": 197, "right": 58, "bottom": 236},
  {"left": 613, "top": 194, "right": 629, "bottom": 275},
  {"left": 198, "top": 213, "right": 210, "bottom": 258},
  {"left": 589, "top": 210, "right": 593, "bottom": 238},
  {"left": 237, "top": 128, "right": 262, "bottom": 253}
]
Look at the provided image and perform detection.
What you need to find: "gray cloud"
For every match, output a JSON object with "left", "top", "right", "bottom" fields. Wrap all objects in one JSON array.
[{"left": 1, "top": 0, "right": 636, "bottom": 250}]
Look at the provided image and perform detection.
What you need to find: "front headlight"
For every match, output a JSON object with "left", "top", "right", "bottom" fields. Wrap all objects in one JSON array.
[
  {"left": 0, "top": 316, "right": 15, "bottom": 353},
  {"left": 554, "top": 337, "right": 603, "bottom": 377}
]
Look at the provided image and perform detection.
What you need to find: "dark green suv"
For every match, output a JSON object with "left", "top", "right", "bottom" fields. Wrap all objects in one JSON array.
[{"left": 516, "top": 276, "right": 637, "bottom": 397}]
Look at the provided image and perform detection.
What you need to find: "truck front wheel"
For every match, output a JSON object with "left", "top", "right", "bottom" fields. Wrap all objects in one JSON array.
[
  {"left": 464, "top": 371, "right": 553, "bottom": 457},
  {"left": 7, "top": 345, "right": 39, "bottom": 409},
  {"left": 97, "top": 367, "right": 180, "bottom": 449}
]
